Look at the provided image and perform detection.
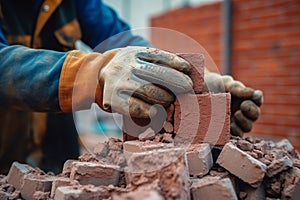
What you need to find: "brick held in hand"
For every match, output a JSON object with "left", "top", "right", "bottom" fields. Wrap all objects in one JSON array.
[
  {"left": 177, "top": 53, "right": 205, "bottom": 94},
  {"left": 186, "top": 143, "right": 213, "bottom": 178},
  {"left": 217, "top": 142, "right": 267, "bottom": 188},
  {"left": 174, "top": 93, "right": 230, "bottom": 145},
  {"left": 191, "top": 177, "right": 238, "bottom": 200}
]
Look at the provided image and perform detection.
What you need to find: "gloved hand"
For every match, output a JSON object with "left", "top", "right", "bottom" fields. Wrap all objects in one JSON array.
[
  {"left": 59, "top": 46, "right": 193, "bottom": 118},
  {"left": 203, "top": 72, "right": 263, "bottom": 137}
]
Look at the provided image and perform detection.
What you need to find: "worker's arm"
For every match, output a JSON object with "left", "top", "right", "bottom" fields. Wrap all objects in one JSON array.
[
  {"left": 76, "top": 0, "right": 150, "bottom": 51},
  {"left": 0, "top": 39, "right": 192, "bottom": 115},
  {"left": 203, "top": 71, "right": 263, "bottom": 137}
]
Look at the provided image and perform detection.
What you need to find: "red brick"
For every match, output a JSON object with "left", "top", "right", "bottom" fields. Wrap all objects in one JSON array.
[
  {"left": 186, "top": 143, "right": 213, "bottom": 178},
  {"left": 6, "top": 162, "right": 35, "bottom": 190},
  {"left": 70, "top": 162, "right": 120, "bottom": 186},
  {"left": 125, "top": 148, "right": 190, "bottom": 200},
  {"left": 177, "top": 53, "right": 205, "bottom": 93},
  {"left": 174, "top": 93, "right": 230, "bottom": 145},
  {"left": 216, "top": 143, "right": 267, "bottom": 188},
  {"left": 20, "top": 175, "right": 54, "bottom": 200},
  {"left": 50, "top": 177, "right": 78, "bottom": 199},
  {"left": 191, "top": 177, "right": 238, "bottom": 200}
]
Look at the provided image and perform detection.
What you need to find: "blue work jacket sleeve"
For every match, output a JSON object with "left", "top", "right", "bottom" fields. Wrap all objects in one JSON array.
[
  {"left": 76, "top": 0, "right": 151, "bottom": 52},
  {"left": 0, "top": 42, "right": 67, "bottom": 112}
]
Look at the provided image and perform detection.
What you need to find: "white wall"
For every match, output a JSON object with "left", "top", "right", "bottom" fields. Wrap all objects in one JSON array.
[{"left": 103, "top": 0, "right": 222, "bottom": 28}]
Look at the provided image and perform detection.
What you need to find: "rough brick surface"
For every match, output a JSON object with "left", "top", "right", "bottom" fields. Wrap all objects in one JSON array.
[
  {"left": 50, "top": 177, "right": 78, "bottom": 199},
  {"left": 186, "top": 143, "right": 213, "bottom": 178},
  {"left": 125, "top": 148, "right": 190, "bottom": 200},
  {"left": 6, "top": 162, "right": 34, "bottom": 190},
  {"left": 70, "top": 162, "right": 120, "bottom": 186},
  {"left": 191, "top": 177, "right": 238, "bottom": 200},
  {"left": 177, "top": 53, "right": 205, "bottom": 93},
  {"left": 174, "top": 93, "right": 230, "bottom": 145},
  {"left": 217, "top": 142, "right": 267, "bottom": 187},
  {"left": 20, "top": 175, "right": 54, "bottom": 200},
  {"left": 281, "top": 167, "right": 300, "bottom": 200}
]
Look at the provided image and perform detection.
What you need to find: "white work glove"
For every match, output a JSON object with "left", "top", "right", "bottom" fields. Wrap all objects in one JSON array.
[
  {"left": 98, "top": 47, "right": 193, "bottom": 118},
  {"left": 204, "top": 72, "right": 263, "bottom": 137}
]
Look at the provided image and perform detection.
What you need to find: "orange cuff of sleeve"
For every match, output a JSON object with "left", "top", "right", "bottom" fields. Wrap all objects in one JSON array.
[{"left": 58, "top": 50, "right": 115, "bottom": 112}]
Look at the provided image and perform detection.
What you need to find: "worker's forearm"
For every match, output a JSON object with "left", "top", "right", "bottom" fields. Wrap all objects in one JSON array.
[{"left": 0, "top": 43, "right": 67, "bottom": 112}]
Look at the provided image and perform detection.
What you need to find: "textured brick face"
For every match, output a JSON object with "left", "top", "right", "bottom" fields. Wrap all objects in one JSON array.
[
  {"left": 151, "top": 0, "right": 300, "bottom": 150},
  {"left": 174, "top": 93, "right": 231, "bottom": 145}
]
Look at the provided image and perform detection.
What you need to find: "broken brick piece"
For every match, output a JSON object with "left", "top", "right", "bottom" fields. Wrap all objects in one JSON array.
[
  {"left": 20, "top": 174, "right": 55, "bottom": 200},
  {"left": 266, "top": 156, "right": 293, "bottom": 177},
  {"left": 217, "top": 142, "right": 267, "bottom": 187},
  {"left": 62, "top": 160, "right": 78, "bottom": 176},
  {"left": 282, "top": 167, "right": 300, "bottom": 200},
  {"left": 186, "top": 143, "right": 213, "bottom": 178},
  {"left": 112, "top": 189, "right": 164, "bottom": 200},
  {"left": 125, "top": 148, "right": 190, "bottom": 200},
  {"left": 70, "top": 162, "right": 120, "bottom": 186},
  {"left": 174, "top": 93, "right": 230, "bottom": 145},
  {"left": 50, "top": 177, "right": 78, "bottom": 199},
  {"left": 6, "top": 162, "right": 35, "bottom": 190},
  {"left": 239, "top": 181, "right": 266, "bottom": 200},
  {"left": 191, "top": 177, "right": 238, "bottom": 200},
  {"left": 177, "top": 53, "right": 205, "bottom": 93}
]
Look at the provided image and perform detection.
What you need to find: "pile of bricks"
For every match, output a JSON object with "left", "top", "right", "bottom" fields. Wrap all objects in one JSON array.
[
  {"left": 0, "top": 54, "right": 299, "bottom": 199},
  {"left": 1, "top": 137, "right": 299, "bottom": 199}
]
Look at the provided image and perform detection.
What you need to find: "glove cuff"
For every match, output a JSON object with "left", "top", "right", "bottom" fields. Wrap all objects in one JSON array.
[{"left": 58, "top": 50, "right": 116, "bottom": 112}]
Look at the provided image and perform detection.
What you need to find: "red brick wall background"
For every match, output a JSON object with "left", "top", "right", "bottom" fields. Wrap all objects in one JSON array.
[{"left": 150, "top": 0, "right": 300, "bottom": 150}]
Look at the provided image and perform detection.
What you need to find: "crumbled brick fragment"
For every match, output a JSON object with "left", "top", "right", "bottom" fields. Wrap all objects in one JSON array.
[
  {"left": 281, "top": 167, "right": 300, "bottom": 200},
  {"left": 70, "top": 162, "right": 120, "bottom": 186},
  {"left": 239, "top": 182, "right": 266, "bottom": 200},
  {"left": 126, "top": 148, "right": 190, "bottom": 200},
  {"left": 112, "top": 188, "right": 164, "bottom": 200},
  {"left": 93, "top": 142, "right": 108, "bottom": 157},
  {"left": 50, "top": 177, "right": 78, "bottom": 199},
  {"left": 237, "top": 139, "right": 254, "bottom": 151},
  {"left": 191, "top": 177, "right": 238, "bottom": 200},
  {"left": 217, "top": 142, "right": 267, "bottom": 187},
  {"left": 138, "top": 127, "right": 156, "bottom": 141},
  {"left": 266, "top": 156, "right": 293, "bottom": 177},
  {"left": 62, "top": 160, "right": 78, "bottom": 175},
  {"left": 186, "top": 143, "right": 213, "bottom": 178},
  {"left": 174, "top": 93, "right": 230, "bottom": 145},
  {"left": 163, "top": 121, "right": 173, "bottom": 133}
]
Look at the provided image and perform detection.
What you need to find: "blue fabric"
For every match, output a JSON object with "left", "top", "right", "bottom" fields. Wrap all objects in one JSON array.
[
  {"left": 0, "top": 42, "right": 67, "bottom": 111},
  {"left": 0, "top": 0, "right": 150, "bottom": 111},
  {"left": 76, "top": 0, "right": 150, "bottom": 52}
]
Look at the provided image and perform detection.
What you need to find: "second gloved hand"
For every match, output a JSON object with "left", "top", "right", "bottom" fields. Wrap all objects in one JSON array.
[{"left": 204, "top": 72, "right": 263, "bottom": 137}]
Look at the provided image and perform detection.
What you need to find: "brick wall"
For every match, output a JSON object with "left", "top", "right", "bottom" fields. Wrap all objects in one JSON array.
[{"left": 150, "top": 0, "right": 300, "bottom": 150}]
